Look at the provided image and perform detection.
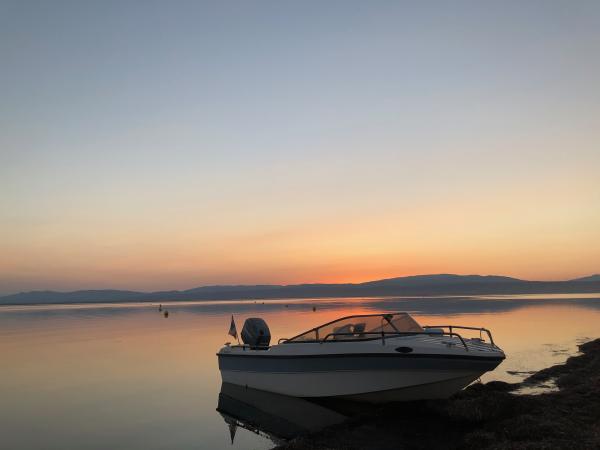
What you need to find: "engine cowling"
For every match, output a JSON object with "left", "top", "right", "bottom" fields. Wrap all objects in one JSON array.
[{"left": 241, "top": 318, "right": 271, "bottom": 348}]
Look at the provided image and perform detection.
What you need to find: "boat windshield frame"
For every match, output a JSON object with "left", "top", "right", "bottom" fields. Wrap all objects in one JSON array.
[{"left": 281, "top": 312, "right": 424, "bottom": 344}]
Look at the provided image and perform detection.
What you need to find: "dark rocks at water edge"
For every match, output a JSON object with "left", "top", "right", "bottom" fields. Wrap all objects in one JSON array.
[{"left": 277, "top": 338, "right": 600, "bottom": 450}]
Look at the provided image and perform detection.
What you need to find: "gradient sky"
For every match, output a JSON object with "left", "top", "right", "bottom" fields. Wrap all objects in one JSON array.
[{"left": 1, "top": 1, "right": 599, "bottom": 294}]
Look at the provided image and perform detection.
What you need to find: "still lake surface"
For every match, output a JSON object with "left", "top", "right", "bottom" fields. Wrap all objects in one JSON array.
[{"left": 2, "top": 294, "right": 600, "bottom": 450}]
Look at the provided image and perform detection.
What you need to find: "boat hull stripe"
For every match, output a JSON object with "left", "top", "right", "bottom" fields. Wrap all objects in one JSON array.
[{"left": 218, "top": 353, "right": 504, "bottom": 372}]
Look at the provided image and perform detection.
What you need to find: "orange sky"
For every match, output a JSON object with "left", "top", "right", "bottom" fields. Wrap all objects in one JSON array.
[{"left": 1, "top": 2, "right": 599, "bottom": 294}]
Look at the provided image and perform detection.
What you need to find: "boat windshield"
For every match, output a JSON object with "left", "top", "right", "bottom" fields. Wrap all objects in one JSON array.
[{"left": 285, "top": 313, "right": 423, "bottom": 342}]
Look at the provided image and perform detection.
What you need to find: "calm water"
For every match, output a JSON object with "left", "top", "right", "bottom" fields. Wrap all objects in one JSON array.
[{"left": 2, "top": 294, "right": 600, "bottom": 450}]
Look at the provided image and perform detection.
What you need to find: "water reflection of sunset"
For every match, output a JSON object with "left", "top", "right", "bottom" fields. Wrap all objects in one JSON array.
[{"left": 2, "top": 295, "right": 599, "bottom": 449}]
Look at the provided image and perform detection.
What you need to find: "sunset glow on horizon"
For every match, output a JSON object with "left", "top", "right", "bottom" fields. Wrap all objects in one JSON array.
[{"left": 1, "top": 1, "right": 599, "bottom": 295}]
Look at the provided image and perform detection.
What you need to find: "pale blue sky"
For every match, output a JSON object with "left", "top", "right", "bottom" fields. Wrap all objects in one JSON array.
[{"left": 1, "top": 1, "right": 599, "bottom": 294}]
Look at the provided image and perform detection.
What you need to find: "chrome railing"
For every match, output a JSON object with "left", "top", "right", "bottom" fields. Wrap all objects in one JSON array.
[
  {"left": 321, "top": 331, "right": 471, "bottom": 351},
  {"left": 225, "top": 343, "right": 270, "bottom": 350},
  {"left": 280, "top": 330, "right": 473, "bottom": 351},
  {"left": 423, "top": 325, "right": 497, "bottom": 348}
]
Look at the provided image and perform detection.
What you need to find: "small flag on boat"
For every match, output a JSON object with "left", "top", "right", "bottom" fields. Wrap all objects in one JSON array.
[{"left": 228, "top": 315, "right": 238, "bottom": 340}]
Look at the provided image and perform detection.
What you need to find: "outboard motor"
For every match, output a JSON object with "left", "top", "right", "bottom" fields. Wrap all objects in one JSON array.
[{"left": 241, "top": 318, "right": 271, "bottom": 348}]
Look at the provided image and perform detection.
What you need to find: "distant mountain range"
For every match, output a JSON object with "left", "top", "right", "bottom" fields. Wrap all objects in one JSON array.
[{"left": 1, "top": 274, "right": 600, "bottom": 305}]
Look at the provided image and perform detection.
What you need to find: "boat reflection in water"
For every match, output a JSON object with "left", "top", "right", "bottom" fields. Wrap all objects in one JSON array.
[{"left": 216, "top": 382, "right": 349, "bottom": 445}]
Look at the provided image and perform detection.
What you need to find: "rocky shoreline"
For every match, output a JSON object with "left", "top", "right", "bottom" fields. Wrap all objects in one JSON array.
[{"left": 277, "top": 338, "right": 600, "bottom": 450}]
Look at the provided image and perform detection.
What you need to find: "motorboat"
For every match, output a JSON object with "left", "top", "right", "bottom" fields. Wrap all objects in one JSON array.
[{"left": 217, "top": 312, "right": 505, "bottom": 403}]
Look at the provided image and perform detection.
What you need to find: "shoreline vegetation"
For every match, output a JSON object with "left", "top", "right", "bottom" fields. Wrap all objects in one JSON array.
[
  {"left": 2, "top": 274, "right": 600, "bottom": 305},
  {"left": 277, "top": 338, "right": 600, "bottom": 450}
]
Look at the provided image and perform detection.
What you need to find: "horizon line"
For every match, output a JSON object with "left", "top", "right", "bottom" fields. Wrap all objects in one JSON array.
[{"left": 3, "top": 272, "right": 599, "bottom": 297}]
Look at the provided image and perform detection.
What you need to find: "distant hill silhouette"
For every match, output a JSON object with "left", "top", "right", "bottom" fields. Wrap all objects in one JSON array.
[
  {"left": 360, "top": 274, "right": 522, "bottom": 286},
  {"left": 570, "top": 274, "right": 600, "bottom": 282},
  {"left": 0, "top": 290, "right": 144, "bottom": 304},
  {"left": 1, "top": 274, "right": 599, "bottom": 305}
]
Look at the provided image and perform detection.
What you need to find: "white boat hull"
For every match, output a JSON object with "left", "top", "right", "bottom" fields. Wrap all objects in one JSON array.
[{"left": 220, "top": 368, "right": 484, "bottom": 402}]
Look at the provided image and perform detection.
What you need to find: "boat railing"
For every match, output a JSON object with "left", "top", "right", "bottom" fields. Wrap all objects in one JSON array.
[
  {"left": 226, "top": 344, "right": 270, "bottom": 351},
  {"left": 423, "top": 325, "right": 497, "bottom": 348},
  {"left": 280, "top": 330, "right": 471, "bottom": 351}
]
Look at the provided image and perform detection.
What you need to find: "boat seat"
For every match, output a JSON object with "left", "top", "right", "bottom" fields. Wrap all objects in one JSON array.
[
  {"left": 332, "top": 324, "right": 354, "bottom": 340},
  {"left": 426, "top": 328, "right": 444, "bottom": 335},
  {"left": 353, "top": 323, "right": 366, "bottom": 338}
]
